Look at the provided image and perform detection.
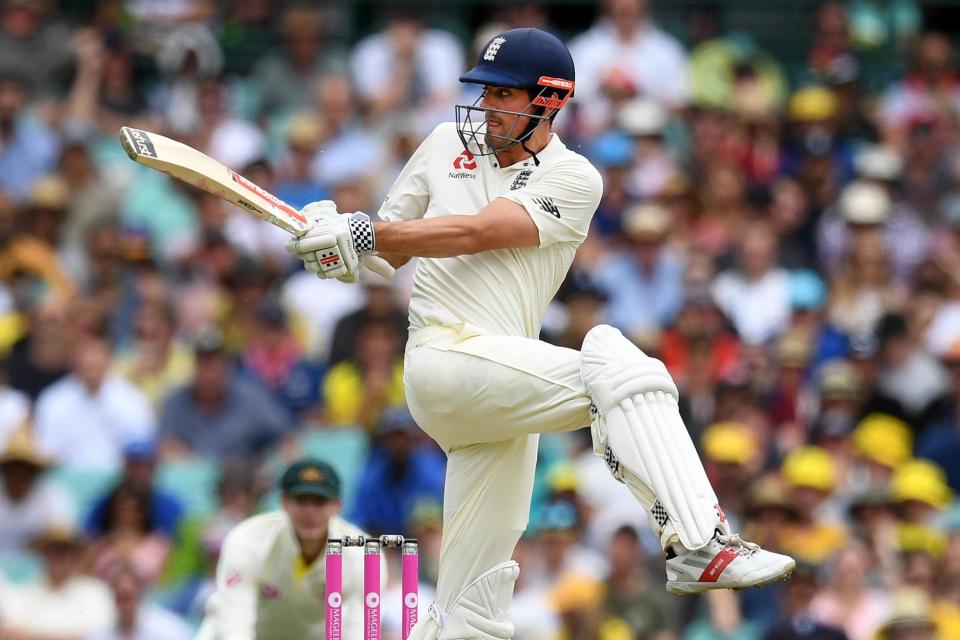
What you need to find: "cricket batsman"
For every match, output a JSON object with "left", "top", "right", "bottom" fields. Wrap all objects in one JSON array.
[
  {"left": 287, "top": 27, "right": 795, "bottom": 639},
  {"left": 196, "top": 459, "right": 384, "bottom": 639}
]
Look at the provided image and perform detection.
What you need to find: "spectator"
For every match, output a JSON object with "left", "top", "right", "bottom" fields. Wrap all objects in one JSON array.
[
  {"left": 593, "top": 202, "right": 684, "bottom": 336},
  {"left": 617, "top": 97, "right": 680, "bottom": 199},
  {"left": 764, "top": 560, "right": 848, "bottom": 640},
  {"left": 819, "top": 176, "right": 928, "bottom": 287},
  {"left": 712, "top": 221, "right": 792, "bottom": 344},
  {"left": 90, "top": 561, "right": 192, "bottom": 640},
  {"left": 7, "top": 294, "right": 73, "bottom": 399},
  {"left": 810, "top": 543, "right": 889, "bottom": 639},
  {"left": 915, "top": 343, "right": 960, "bottom": 491},
  {"left": 56, "top": 142, "right": 122, "bottom": 280},
  {"left": 871, "top": 313, "right": 948, "bottom": 425},
  {"left": 240, "top": 301, "right": 323, "bottom": 420},
  {"left": 328, "top": 279, "right": 408, "bottom": 366},
  {"left": 112, "top": 302, "right": 195, "bottom": 410},
  {"left": 780, "top": 446, "right": 847, "bottom": 564},
  {"left": 0, "top": 523, "right": 115, "bottom": 638},
  {"left": 250, "top": 5, "right": 343, "bottom": 119},
  {"left": 569, "top": 0, "right": 689, "bottom": 134},
  {"left": 0, "top": 424, "right": 74, "bottom": 556},
  {"left": 87, "top": 479, "right": 172, "bottom": 587},
  {"left": 700, "top": 421, "right": 761, "bottom": 532},
  {"left": 0, "top": 0, "right": 75, "bottom": 98},
  {"left": 323, "top": 319, "right": 405, "bottom": 428},
  {"left": 546, "top": 271, "right": 610, "bottom": 349},
  {"left": 346, "top": 407, "right": 445, "bottom": 535},
  {"left": 35, "top": 336, "right": 155, "bottom": 472},
  {"left": 0, "top": 357, "right": 29, "bottom": 447},
  {"left": 86, "top": 440, "right": 185, "bottom": 539},
  {"left": 272, "top": 112, "right": 331, "bottom": 210},
  {"left": 0, "top": 72, "right": 59, "bottom": 203},
  {"left": 879, "top": 32, "right": 960, "bottom": 148},
  {"left": 603, "top": 524, "right": 679, "bottom": 638},
  {"left": 350, "top": 8, "right": 463, "bottom": 129},
  {"left": 158, "top": 330, "right": 290, "bottom": 460}
]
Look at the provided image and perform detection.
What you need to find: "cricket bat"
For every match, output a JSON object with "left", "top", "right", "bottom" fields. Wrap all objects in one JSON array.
[{"left": 118, "top": 126, "right": 394, "bottom": 279}]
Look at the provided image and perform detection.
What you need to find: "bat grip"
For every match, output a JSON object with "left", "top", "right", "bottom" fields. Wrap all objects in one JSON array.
[{"left": 361, "top": 254, "right": 395, "bottom": 279}]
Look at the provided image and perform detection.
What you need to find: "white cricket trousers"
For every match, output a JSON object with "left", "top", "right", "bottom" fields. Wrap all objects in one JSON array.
[{"left": 403, "top": 324, "right": 593, "bottom": 613}]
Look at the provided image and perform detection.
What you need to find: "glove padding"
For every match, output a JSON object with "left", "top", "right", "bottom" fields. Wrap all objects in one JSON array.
[{"left": 285, "top": 200, "right": 376, "bottom": 283}]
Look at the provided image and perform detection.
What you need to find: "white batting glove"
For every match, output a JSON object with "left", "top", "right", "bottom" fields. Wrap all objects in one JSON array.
[{"left": 284, "top": 200, "right": 377, "bottom": 282}]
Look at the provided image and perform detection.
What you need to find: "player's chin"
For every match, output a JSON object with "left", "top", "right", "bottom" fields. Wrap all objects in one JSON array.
[{"left": 483, "top": 132, "right": 509, "bottom": 150}]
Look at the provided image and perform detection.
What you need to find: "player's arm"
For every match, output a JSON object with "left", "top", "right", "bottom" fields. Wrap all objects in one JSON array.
[
  {"left": 372, "top": 197, "right": 540, "bottom": 257},
  {"left": 200, "top": 526, "right": 261, "bottom": 639}
]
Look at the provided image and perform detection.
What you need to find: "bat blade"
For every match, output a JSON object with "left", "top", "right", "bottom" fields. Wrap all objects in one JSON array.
[
  {"left": 118, "top": 126, "right": 394, "bottom": 278},
  {"left": 119, "top": 126, "right": 311, "bottom": 236}
]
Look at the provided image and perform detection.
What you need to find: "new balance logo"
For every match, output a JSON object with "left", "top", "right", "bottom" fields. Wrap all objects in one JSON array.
[
  {"left": 510, "top": 169, "right": 532, "bottom": 190},
  {"left": 533, "top": 197, "right": 560, "bottom": 218},
  {"left": 453, "top": 150, "right": 477, "bottom": 170},
  {"left": 483, "top": 37, "right": 506, "bottom": 61}
]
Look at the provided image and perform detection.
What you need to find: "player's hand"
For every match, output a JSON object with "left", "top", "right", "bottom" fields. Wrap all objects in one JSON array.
[{"left": 285, "top": 201, "right": 377, "bottom": 282}]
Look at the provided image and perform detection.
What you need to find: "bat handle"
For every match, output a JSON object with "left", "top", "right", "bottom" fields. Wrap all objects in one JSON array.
[{"left": 361, "top": 254, "right": 395, "bottom": 279}]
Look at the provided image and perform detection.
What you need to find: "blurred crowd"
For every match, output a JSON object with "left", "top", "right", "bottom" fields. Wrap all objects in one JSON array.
[{"left": 0, "top": 0, "right": 959, "bottom": 638}]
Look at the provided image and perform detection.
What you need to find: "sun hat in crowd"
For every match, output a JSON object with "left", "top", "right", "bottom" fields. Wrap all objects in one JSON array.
[
  {"left": 701, "top": 421, "right": 759, "bottom": 465},
  {"left": 618, "top": 98, "right": 668, "bottom": 137},
  {"left": 854, "top": 145, "right": 903, "bottom": 182},
  {"left": 782, "top": 446, "right": 836, "bottom": 492},
  {"left": 840, "top": 180, "right": 892, "bottom": 225},
  {"left": 0, "top": 425, "right": 51, "bottom": 469},
  {"left": 890, "top": 460, "right": 953, "bottom": 510},
  {"left": 852, "top": 413, "right": 912, "bottom": 470},
  {"left": 788, "top": 86, "right": 837, "bottom": 122},
  {"left": 622, "top": 202, "right": 672, "bottom": 240},
  {"left": 874, "top": 588, "right": 935, "bottom": 639},
  {"left": 818, "top": 360, "right": 862, "bottom": 400}
]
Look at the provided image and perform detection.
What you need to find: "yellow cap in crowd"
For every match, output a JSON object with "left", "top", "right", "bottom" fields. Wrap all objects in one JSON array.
[
  {"left": 890, "top": 460, "right": 953, "bottom": 509},
  {"left": 782, "top": 446, "right": 837, "bottom": 492},
  {"left": 852, "top": 413, "right": 912, "bottom": 469},
  {"left": 702, "top": 421, "right": 760, "bottom": 465}
]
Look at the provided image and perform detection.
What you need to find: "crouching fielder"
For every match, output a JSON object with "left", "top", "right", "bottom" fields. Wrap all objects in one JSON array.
[
  {"left": 288, "top": 28, "right": 794, "bottom": 640},
  {"left": 196, "top": 459, "right": 384, "bottom": 639}
]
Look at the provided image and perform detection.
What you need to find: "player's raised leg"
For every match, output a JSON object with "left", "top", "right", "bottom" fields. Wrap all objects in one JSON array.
[{"left": 581, "top": 325, "right": 795, "bottom": 594}]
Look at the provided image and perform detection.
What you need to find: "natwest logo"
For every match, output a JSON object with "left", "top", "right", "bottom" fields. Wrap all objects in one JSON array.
[{"left": 453, "top": 150, "right": 477, "bottom": 170}]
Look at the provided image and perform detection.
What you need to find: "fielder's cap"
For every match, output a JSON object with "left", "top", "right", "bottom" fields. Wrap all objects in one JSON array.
[
  {"left": 0, "top": 424, "right": 51, "bottom": 468},
  {"left": 618, "top": 98, "right": 668, "bottom": 137},
  {"left": 839, "top": 180, "right": 891, "bottom": 225},
  {"left": 854, "top": 145, "right": 903, "bottom": 181},
  {"left": 622, "top": 203, "right": 671, "bottom": 240},
  {"left": 281, "top": 458, "right": 341, "bottom": 500}
]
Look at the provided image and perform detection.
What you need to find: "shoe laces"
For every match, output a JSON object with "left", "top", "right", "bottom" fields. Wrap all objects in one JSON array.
[{"left": 716, "top": 533, "right": 760, "bottom": 557}]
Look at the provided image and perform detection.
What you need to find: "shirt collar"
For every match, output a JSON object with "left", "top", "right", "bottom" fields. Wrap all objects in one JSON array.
[{"left": 485, "top": 132, "right": 566, "bottom": 170}]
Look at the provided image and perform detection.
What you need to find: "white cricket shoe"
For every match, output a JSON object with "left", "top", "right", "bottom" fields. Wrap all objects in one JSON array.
[{"left": 665, "top": 532, "right": 795, "bottom": 595}]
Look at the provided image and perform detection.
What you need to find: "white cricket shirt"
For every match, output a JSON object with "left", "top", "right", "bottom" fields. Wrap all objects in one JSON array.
[{"left": 378, "top": 122, "right": 603, "bottom": 339}]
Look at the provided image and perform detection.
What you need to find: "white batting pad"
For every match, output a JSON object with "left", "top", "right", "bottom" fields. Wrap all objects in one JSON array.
[
  {"left": 410, "top": 561, "right": 518, "bottom": 640},
  {"left": 581, "top": 325, "right": 726, "bottom": 550}
]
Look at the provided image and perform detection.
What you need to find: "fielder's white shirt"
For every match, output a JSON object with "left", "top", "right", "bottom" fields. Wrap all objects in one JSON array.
[
  {"left": 197, "top": 512, "right": 385, "bottom": 640},
  {"left": 379, "top": 122, "right": 603, "bottom": 339}
]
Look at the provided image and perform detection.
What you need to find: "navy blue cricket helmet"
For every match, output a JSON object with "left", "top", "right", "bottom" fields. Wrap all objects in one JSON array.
[{"left": 456, "top": 28, "right": 576, "bottom": 158}]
